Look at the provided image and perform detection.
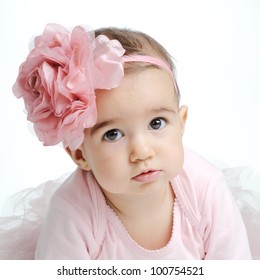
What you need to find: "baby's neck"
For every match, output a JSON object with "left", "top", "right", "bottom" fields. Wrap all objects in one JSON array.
[
  {"left": 103, "top": 182, "right": 175, "bottom": 250},
  {"left": 103, "top": 181, "right": 174, "bottom": 219}
]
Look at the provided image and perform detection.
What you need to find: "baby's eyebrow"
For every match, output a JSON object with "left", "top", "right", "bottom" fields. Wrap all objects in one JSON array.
[
  {"left": 151, "top": 106, "right": 177, "bottom": 114},
  {"left": 90, "top": 119, "right": 119, "bottom": 135}
]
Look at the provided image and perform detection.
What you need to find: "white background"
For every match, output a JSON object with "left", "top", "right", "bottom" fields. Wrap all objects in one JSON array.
[{"left": 0, "top": 0, "right": 259, "bottom": 210}]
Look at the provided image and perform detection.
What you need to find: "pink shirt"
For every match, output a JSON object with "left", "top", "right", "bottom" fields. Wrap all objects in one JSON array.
[{"left": 35, "top": 149, "right": 252, "bottom": 259}]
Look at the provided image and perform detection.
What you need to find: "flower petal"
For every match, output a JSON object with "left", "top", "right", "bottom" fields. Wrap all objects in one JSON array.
[{"left": 13, "top": 24, "right": 125, "bottom": 150}]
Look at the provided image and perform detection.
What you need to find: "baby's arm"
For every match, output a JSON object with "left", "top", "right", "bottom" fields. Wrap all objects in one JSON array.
[
  {"left": 35, "top": 196, "right": 91, "bottom": 260},
  {"left": 201, "top": 171, "right": 252, "bottom": 259}
]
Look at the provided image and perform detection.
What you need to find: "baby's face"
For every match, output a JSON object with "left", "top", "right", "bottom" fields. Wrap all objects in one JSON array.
[{"left": 79, "top": 68, "right": 188, "bottom": 196}]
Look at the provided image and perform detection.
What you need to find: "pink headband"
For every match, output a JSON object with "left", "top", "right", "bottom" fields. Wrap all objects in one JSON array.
[
  {"left": 122, "top": 55, "right": 173, "bottom": 77},
  {"left": 12, "top": 24, "right": 173, "bottom": 150}
]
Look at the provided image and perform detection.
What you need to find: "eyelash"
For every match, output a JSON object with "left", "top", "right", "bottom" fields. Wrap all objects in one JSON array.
[{"left": 102, "top": 117, "right": 168, "bottom": 142}]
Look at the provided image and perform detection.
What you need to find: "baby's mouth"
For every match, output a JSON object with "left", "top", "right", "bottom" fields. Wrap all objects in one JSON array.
[{"left": 132, "top": 170, "right": 161, "bottom": 183}]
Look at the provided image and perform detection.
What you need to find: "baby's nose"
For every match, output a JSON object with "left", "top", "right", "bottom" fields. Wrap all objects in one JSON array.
[{"left": 129, "top": 134, "right": 154, "bottom": 163}]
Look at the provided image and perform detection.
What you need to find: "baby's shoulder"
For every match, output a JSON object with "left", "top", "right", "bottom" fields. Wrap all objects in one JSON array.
[
  {"left": 183, "top": 148, "right": 219, "bottom": 179},
  {"left": 50, "top": 168, "right": 107, "bottom": 229},
  {"left": 37, "top": 169, "right": 107, "bottom": 258},
  {"left": 173, "top": 149, "right": 226, "bottom": 227},
  {"left": 181, "top": 148, "right": 225, "bottom": 194},
  {"left": 182, "top": 148, "right": 227, "bottom": 195}
]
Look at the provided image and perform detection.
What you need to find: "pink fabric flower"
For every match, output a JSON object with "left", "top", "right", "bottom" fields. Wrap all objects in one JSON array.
[{"left": 13, "top": 23, "right": 125, "bottom": 150}]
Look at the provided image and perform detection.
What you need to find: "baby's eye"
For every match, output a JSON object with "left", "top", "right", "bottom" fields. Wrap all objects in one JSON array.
[
  {"left": 103, "top": 129, "right": 123, "bottom": 142},
  {"left": 149, "top": 118, "right": 167, "bottom": 130}
]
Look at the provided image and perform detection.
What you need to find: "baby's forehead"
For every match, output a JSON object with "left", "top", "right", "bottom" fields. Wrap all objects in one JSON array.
[
  {"left": 95, "top": 68, "right": 179, "bottom": 114},
  {"left": 123, "top": 62, "right": 180, "bottom": 101},
  {"left": 124, "top": 67, "right": 179, "bottom": 101}
]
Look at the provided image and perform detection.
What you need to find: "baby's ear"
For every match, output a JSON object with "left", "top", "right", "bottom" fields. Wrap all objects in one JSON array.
[
  {"left": 179, "top": 105, "right": 188, "bottom": 135},
  {"left": 65, "top": 147, "right": 91, "bottom": 171}
]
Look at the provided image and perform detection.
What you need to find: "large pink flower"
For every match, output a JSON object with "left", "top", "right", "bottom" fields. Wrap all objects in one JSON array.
[{"left": 13, "top": 23, "right": 125, "bottom": 150}]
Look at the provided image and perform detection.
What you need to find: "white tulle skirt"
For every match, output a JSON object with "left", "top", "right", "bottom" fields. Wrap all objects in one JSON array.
[{"left": 0, "top": 167, "right": 259, "bottom": 260}]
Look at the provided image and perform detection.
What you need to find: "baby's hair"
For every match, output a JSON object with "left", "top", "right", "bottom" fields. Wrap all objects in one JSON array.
[{"left": 95, "top": 27, "right": 180, "bottom": 100}]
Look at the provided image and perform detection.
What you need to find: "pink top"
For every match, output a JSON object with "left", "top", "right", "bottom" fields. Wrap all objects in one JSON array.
[{"left": 35, "top": 149, "right": 252, "bottom": 259}]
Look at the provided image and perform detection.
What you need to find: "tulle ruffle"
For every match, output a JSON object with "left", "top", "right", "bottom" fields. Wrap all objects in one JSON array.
[
  {"left": 0, "top": 176, "right": 68, "bottom": 259},
  {"left": 222, "top": 167, "right": 260, "bottom": 259},
  {"left": 0, "top": 167, "right": 259, "bottom": 259}
]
